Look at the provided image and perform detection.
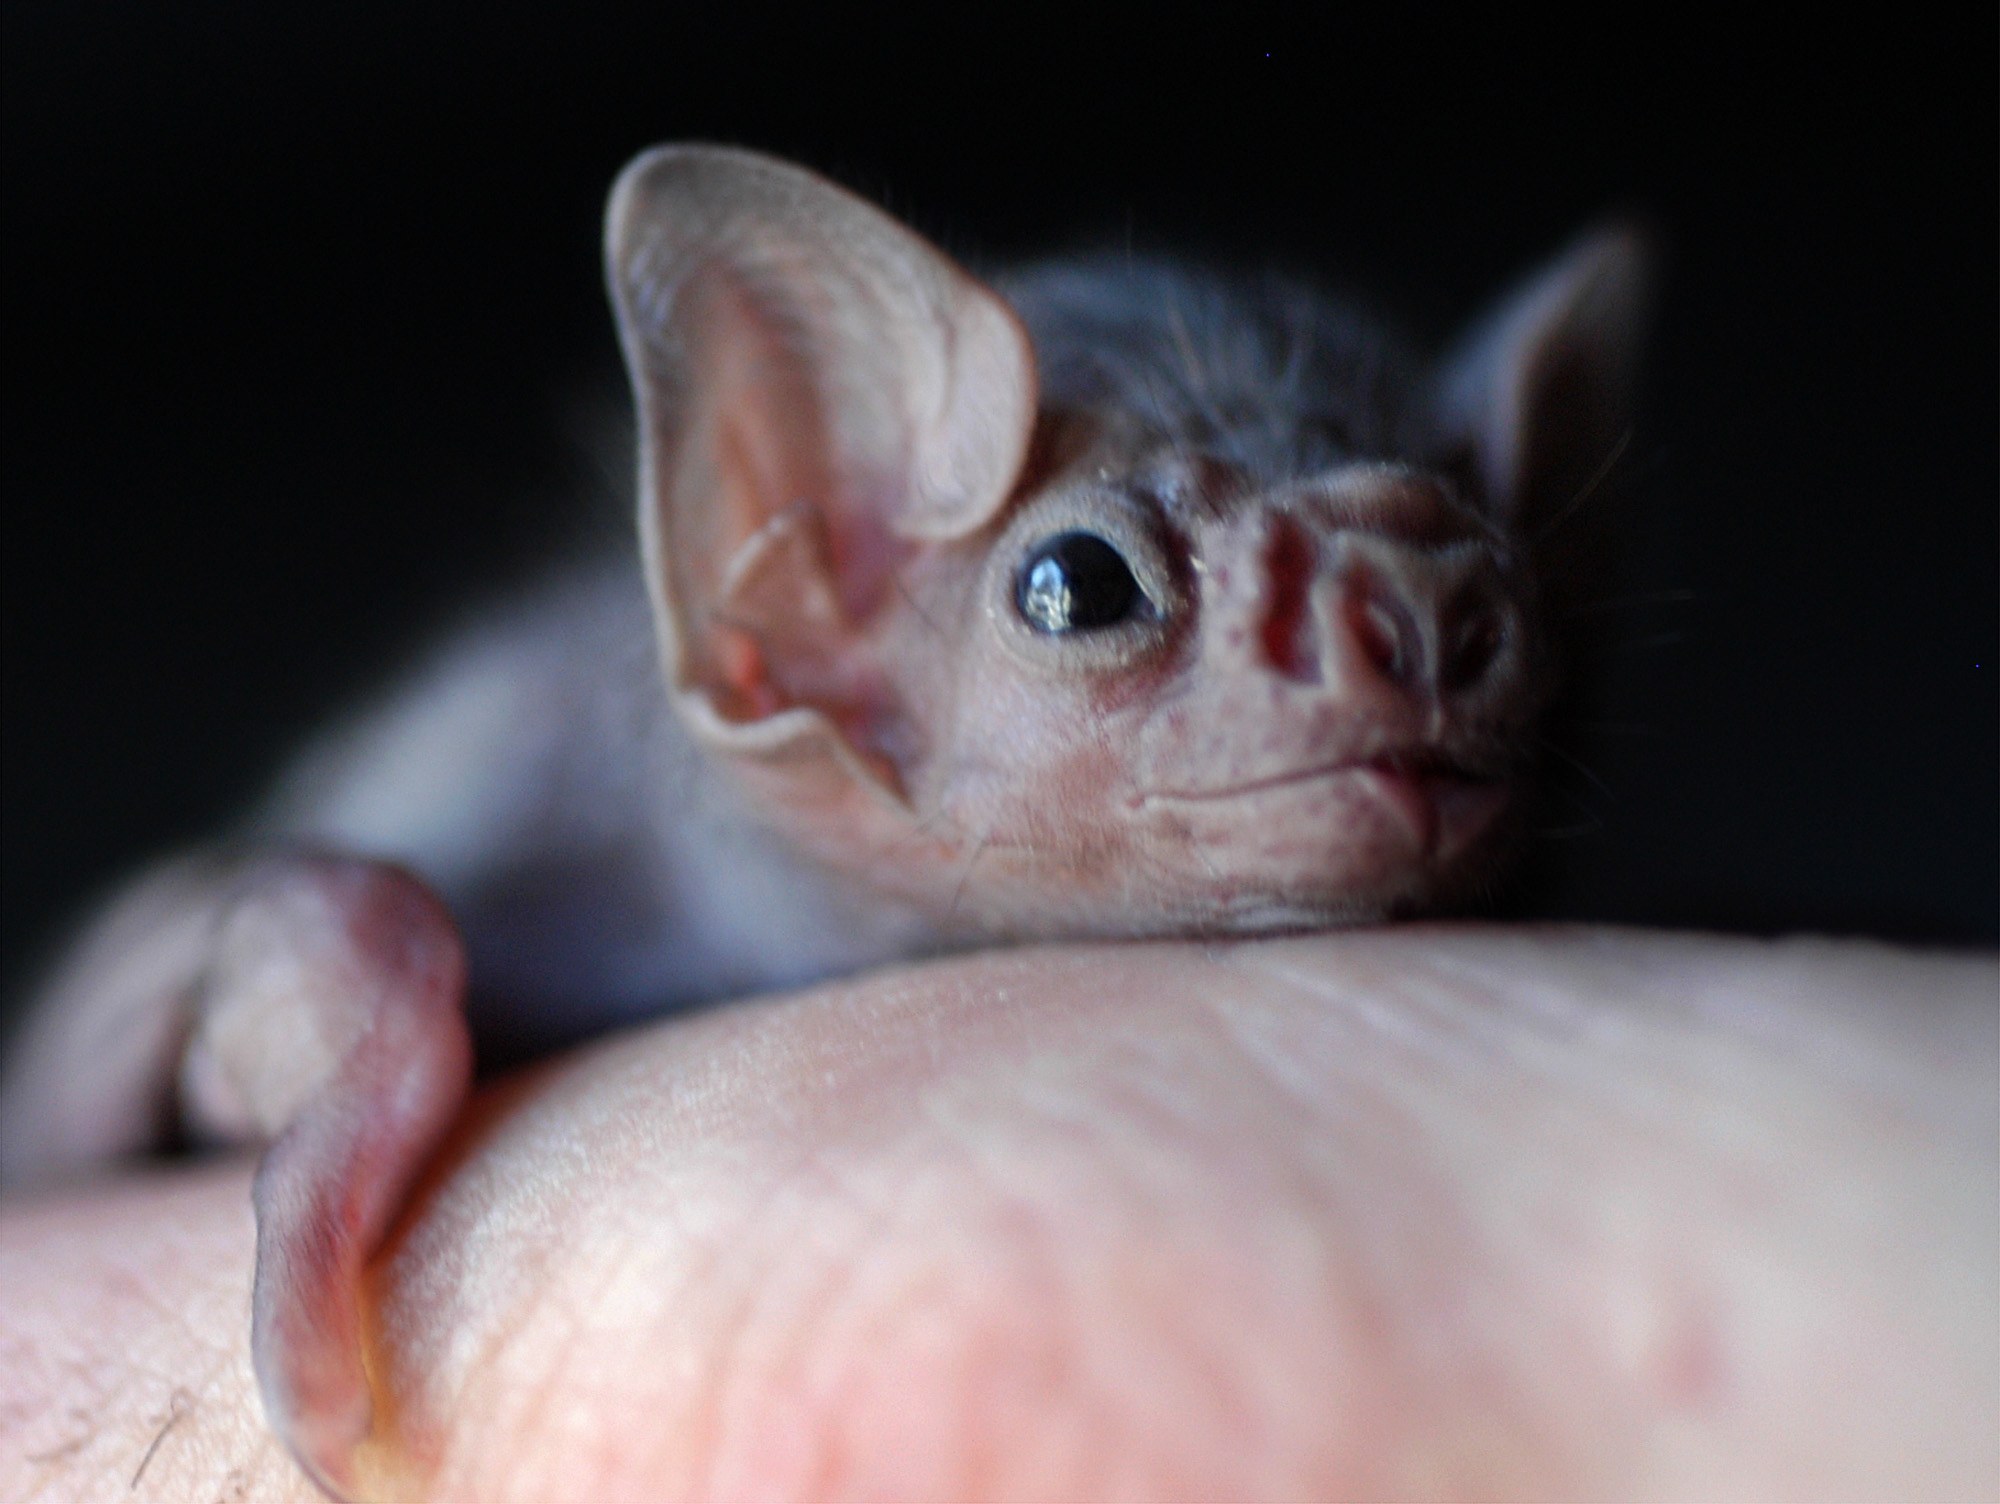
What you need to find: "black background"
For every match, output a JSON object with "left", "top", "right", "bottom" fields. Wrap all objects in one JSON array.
[{"left": 5, "top": 6, "right": 1995, "bottom": 1015}]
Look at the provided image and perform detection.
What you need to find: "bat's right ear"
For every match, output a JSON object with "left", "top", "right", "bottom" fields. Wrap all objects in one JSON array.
[
  {"left": 1437, "top": 225, "right": 1651, "bottom": 535},
  {"left": 605, "top": 144, "right": 1036, "bottom": 783}
]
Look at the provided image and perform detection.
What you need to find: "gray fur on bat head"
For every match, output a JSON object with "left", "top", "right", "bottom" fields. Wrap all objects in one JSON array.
[{"left": 606, "top": 144, "right": 1647, "bottom": 939}]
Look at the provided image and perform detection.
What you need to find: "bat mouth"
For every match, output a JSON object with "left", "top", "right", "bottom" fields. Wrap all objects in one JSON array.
[
  {"left": 1360, "top": 755, "right": 1513, "bottom": 858},
  {"left": 1140, "top": 748, "right": 1507, "bottom": 800},
  {"left": 1138, "top": 751, "right": 1512, "bottom": 860}
]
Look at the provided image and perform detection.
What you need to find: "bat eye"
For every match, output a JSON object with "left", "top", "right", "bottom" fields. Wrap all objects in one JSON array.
[{"left": 1016, "top": 531, "right": 1148, "bottom": 633}]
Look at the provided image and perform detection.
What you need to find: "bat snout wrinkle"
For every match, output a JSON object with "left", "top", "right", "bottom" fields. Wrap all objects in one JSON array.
[{"left": 1257, "top": 513, "right": 1321, "bottom": 685}]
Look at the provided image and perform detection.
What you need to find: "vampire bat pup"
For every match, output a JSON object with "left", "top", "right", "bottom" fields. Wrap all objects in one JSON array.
[{"left": 0, "top": 145, "right": 1646, "bottom": 1497}]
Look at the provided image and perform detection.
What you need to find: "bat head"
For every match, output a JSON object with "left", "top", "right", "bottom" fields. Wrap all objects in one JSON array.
[{"left": 607, "top": 145, "right": 1647, "bottom": 938}]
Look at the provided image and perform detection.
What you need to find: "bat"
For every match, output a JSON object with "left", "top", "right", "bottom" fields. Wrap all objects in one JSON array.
[{"left": 0, "top": 144, "right": 1646, "bottom": 1496}]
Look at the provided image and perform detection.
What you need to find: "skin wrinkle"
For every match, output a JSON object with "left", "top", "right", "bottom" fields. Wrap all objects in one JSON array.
[
  {"left": 1283, "top": 933, "right": 1763, "bottom": 1135},
  {"left": 686, "top": 1154, "right": 821, "bottom": 1483},
  {"left": 684, "top": 1072, "right": 1008, "bottom": 1496},
  {"left": 393, "top": 971, "right": 1012, "bottom": 1498},
  {"left": 910, "top": 1039, "right": 1236, "bottom": 1496},
  {"left": 1423, "top": 930, "right": 1997, "bottom": 1145},
  {"left": 1142, "top": 760, "right": 1392, "bottom": 804},
  {"left": 1250, "top": 930, "right": 1996, "bottom": 1482},
  {"left": 623, "top": 1148, "right": 809, "bottom": 1496},
  {"left": 794, "top": 1152, "right": 951, "bottom": 1495},
  {"left": 1236, "top": 937, "right": 1768, "bottom": 1205},
  {"left": 1082, "top": 1079, "right": 1346, "bottom": 1491},
  {"left": 711, "top": 1150, "right": 886, "bottom": 1495},
  {"left": 736, "top": 952, "right": 1280, "bottom": 1496},
  {"left": 1187, "top": 947, "right": 1571, "bottom": 1492},
  {"left": 1082, "top": 984, "right": 1372, "bottom": 1485},
  {"left": 1336, "top": 941, "right": 1700, "bottom": 1123},
  {"left": 1214, "top": 940, "right": 1714, "bottom": 1453},
  {"left": 556, "top": 1239, "right": 674, "bottom": 1482},
  {"left": 538, "top": 1209, "right": 725, "bottom": 1496},
  {"left": 398, "top": 1159, "right": 657, "bottom": 1492},
  {"left": 370, "top": 1073, "right": 593, "bottom": 1476},
  {"left": 800, "top": 1160, "right": 940, "bottom": 1488},
  {"left": 795, "top": 1145, "right": 1074, "bottom": 1497},
  {"left": 1446, "top": 1078, "right": 1712, "bottom": 1477},
  {"left": 1229, "top": 938, "right": 1494, "bottom": 1092}
]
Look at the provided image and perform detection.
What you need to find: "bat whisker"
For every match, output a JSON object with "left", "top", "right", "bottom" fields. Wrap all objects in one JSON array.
[
  {"left": 1533, "top": 817, "right": 1607, "bottom": 840},
  {"left": 1559, "top": 588, "right": 1696, "bottom": 617},
  {"left": 1186, "top": 834, "right": 1223, "bottom": 884},
  {"left": 947, "top": 829, "right": 995, "bottom": 925},
  {"left": 892, "top": 573, "right": 943, "bottom": 635},
  {"left": 1532, "top": 428, "right": 1633, "bottom": 549},
  {"left": 880, "top": 804, "right": 962, "bottom": 858},
  {"left": 1539, "top": 737, "right": 1618, "bottom": 801},
  {"left": 1605, "top": 629, "right": 1688, "bottom": 655},
  {"left": 1571, "top": 720, "right": 1659, "bottom": 736},
  {"left": 1163, "top": 296, "right": 1208, "bottom": 396}
]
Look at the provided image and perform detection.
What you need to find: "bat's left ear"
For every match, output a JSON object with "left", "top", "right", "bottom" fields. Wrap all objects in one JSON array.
[
  {"left": 604, "top": 145, "right": 1036, "bottom": 794},
  {"left": 1437, "top": 225, "right": 1651, "bottom": 533}
]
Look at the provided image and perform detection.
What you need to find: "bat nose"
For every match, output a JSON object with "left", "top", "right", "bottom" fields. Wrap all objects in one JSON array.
[
  {"left": 1339, "top": 551, "right": 1511, "bottom": 696},
  {"left": 1257, "top": 523, "right": 1520, "bottom": 713}
]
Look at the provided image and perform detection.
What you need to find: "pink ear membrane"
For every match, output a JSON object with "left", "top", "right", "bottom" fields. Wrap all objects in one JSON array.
[
  {"left": 713, "top": 631, "right": 783, "bottom": 721},
  {"left": 609, "top": 144, "right": 1039, "bottom": 794},
  {"left": 905, "top": 286, "right": 1038, "bottom": 539}
]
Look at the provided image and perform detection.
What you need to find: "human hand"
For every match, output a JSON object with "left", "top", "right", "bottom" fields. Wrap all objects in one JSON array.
[{"left": 6, "top": 927, "right": 1993, "bottom": 1500}]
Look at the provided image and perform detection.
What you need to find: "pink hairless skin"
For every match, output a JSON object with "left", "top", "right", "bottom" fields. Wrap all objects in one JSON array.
[{"left": 5, "top": 928, "right": 1995, "bottom": 1501}]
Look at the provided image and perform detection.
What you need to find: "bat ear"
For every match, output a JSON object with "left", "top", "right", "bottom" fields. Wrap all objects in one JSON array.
[
  {"left": 1437, "top": 225, "right": 1650, "bottom": 533},
  {"left": 605, "top": 144, "right": 1036, "bottom": 774}
]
